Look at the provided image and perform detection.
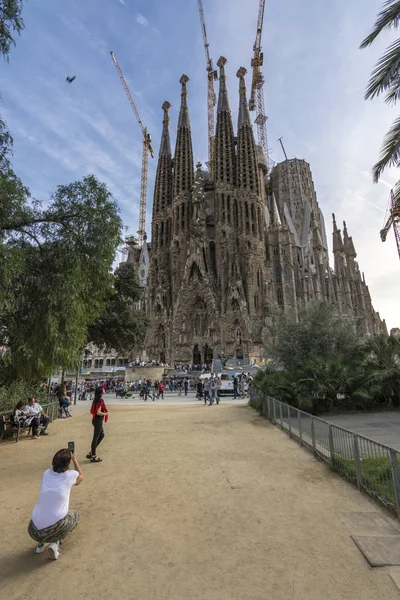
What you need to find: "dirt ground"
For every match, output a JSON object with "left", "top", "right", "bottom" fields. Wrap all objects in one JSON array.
[{"left": 1, "top": 403, "right": 399, "bottom": 600}]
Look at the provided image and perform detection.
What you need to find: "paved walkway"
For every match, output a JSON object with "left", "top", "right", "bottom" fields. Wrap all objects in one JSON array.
[
  {"left": 1, "top": 403, "right": 399, "bottom": 599},
  {"left": 324, "top": 412, "right": 400, "bottom": 450}
]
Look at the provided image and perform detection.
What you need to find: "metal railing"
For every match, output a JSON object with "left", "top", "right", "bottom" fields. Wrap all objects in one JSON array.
[{"left": 251, "top": 391, "right": 400, "bottom": 519}]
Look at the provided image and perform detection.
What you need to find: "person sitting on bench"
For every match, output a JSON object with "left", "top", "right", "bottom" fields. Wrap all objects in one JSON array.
[
  {"left": 24, "top": 397, "right": 50, "bottom": 435},
  {"left": 12, "top": 400, "right": 41, "bottom": 439}
]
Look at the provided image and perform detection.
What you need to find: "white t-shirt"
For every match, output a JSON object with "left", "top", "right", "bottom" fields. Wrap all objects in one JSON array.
[
  {"left": 31, "top": 469, "right": 79, "bottom": 530},
  {"left": 24, "top": 402, "right": 42, "bottom": 416}
]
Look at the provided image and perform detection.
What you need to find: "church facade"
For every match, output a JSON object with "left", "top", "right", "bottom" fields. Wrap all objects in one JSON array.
[{"left": 135, "top": 56, "right": 386, "bottom": 365}]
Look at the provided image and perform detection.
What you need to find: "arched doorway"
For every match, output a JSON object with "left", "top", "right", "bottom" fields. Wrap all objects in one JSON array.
[
  {"left": 193, "top": 345, "right": 201, "bottom": 366},
  {"left": 204, "top": 345, "right": 213, "bottom": 366}
]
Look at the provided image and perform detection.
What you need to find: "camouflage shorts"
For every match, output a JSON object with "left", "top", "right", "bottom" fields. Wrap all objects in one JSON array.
[{"left": 28, "top": 510, "right": 80, "bottom": 543}]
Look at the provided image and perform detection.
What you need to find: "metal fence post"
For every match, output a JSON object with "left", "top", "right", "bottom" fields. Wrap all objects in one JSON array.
[
  {"left": 279, "top": 402, "right": 283, "bottom": 429},
  {"left": 353, "top": 435, "right": 362, "bottom": 490},
  {"left": 288, "top": 405, "right": 292, "bottom": 438},
  {"left": 272, "top": 398, "right": 276, "bottom": 423},
  {"left": 311, "top": 417, "right": 316, "bottom": 455},
  {"left": 298, "top": 410, "right": 303, "bottom": 446},
  {"left": 328, "top": 425, "right": 335, "bottom": 464},
  {"left": 389, "top": 449, "right": 400, "bottom": 519},
  {"left": 267, "top": 397, "right": 271, "bottom": 420}
]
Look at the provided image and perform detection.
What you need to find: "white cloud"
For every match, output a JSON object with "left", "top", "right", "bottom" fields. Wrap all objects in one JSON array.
[
  {"left": 118, "top": 0, "right": 126, "bottom": 4},
  {"left": 136, "top": 13, "right": 148, "bottom": 27}
]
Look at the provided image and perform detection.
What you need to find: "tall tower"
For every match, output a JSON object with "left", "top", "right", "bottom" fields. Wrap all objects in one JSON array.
[
  {"left": 146, "top": 101, "right": 173, "bottom": 361},
  {"left": 213, "top": 57, "right": 239, "bottom": 302},
  {"left": 171, "top": 75, "right": 194, "bottom": 300},
  {"left": 213, "top": 57, "right": 250, "bottom": 359},
  {"left": 236, "top": 66, "right": 266, "bottom": 325}
]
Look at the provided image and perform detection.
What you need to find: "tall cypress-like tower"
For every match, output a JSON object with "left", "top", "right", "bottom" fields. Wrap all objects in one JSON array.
[
  {"left": 146, "top": 101, "right": 173, "bottom": 361},
  {"left": 236, "top": 66, "right": 266, "bottom": 331},
  {"left": 171, "top": 75, "right": 195, "bottom": 301}
]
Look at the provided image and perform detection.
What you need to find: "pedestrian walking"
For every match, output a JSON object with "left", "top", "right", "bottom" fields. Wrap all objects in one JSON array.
[
  {"left": 145, "top": 380, "right": 153, "bottom": 401},
  {"left": 209, "top": 376, "right": 217, "bottom": 405},
  {"left": 28, "top": 448, "right": 83, "bottom": 560},
  {"left": 87, "top": 388, "right": 108, "bottom": 463},
  {"left": 183, "top": 378, "right": 189, "bottom": 396},
  {"left": 203, "top": 379, "right": 210, "bottom": 405},
  {"left": 177, "top": 380, "right": 182, "bottom": 396},
  {"left": 233, "top": 375, "right": 239, "bottom": 399},
  {"left": 158, "top": 381, "right": 164, "bottom": 399}
]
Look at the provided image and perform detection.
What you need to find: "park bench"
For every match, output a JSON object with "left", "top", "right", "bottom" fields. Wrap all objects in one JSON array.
[{"left": 0, "top": 413, "right": 34, "bottom": 442}]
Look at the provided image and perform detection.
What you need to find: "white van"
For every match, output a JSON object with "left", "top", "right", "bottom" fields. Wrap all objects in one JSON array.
[{"left": 217, "top": 372, "right": 234, "bottom": 397}]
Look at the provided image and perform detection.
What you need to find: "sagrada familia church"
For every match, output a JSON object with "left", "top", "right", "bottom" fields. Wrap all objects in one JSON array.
[{"left": 129, "top": 56, "right": 387, "bottom": 365}]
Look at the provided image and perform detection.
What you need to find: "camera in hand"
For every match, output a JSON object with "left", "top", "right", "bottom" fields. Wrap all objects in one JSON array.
[{"left": 68, "top": 441, "right": 75, "bottom": 453}]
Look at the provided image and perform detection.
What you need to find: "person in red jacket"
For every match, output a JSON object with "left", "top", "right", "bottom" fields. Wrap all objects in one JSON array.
[
  {"left": 158, "top": 381, "right": 164, "bottom": 400},
  {"left": 87, "top": 387, "right": 109, "bottom": 463}
]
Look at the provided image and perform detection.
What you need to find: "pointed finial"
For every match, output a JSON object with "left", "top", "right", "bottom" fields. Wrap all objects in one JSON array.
[
  {"left": 217, "top": 56, "right": 230, "bottom": 113},
  {"left": 162, "top": 100, "right": 171, "bottom": 114},
  {"left": 178, "top": 75, "right": 190, "bottom": 128},
  {"left": 217, "top": 56, "right": 227, "bottom": 69},
  {"left": 236, "top": 67, "right": 248, "bottom": 83},
  {"left": 343, "top": 220, "right": 348, "bottom": 236},
  {"left": 332, "top": 213, "right": 338, "bottom": 231},
  {"left": 159, "top": 101, "right": 172, "bottom": 156},
  {"left": 237, "top": 67, "right": 251, "bottom": 128}
]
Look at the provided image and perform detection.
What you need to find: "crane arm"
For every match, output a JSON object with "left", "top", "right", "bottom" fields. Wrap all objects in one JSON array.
[
  {"left": 254, "top": 0, "right": 266, "bottom": 51},
  {"left": 198, "top": 0, "right": 213, "bottom": 71},
  {"left": 110, "top": 51, "right": 154, "bottom": 158}
]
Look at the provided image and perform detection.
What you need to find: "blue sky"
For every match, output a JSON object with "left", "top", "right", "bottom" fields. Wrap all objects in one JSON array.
[{"left": 2, "top": 0, "right": 399, "bottom": 329}]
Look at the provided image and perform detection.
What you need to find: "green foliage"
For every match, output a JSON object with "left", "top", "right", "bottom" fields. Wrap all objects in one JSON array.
[
  {"left": 264, "top": 302, "right": 358, "bottom": 368},
  {"left": 332, "top": 454, "right": 397, "bottom": 508},
  {"left": 0, "top": 0, "right": 24, "bottom": 60},
  {"left": 361, "top": 1, "right": 400, "bottom": 199},
  {"left": 257, "top": 303, "right": 400, "bottom": 415},
  {"left": 88, "top": 261, "right": 148, "bottom": 355},
  {"left": 0, "top": 379, "right": 42, "bottom": 413},
  {"left": 0, "top": 116, "right": 123, "bottom": 381}
]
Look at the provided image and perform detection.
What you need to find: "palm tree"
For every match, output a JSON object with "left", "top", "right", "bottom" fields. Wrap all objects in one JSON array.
[
  {"left": 361, "top": 1, "right": 400, "bottom": 197},
  {"left": 362, "top": 335, "right": 400, "bottom": 406}
]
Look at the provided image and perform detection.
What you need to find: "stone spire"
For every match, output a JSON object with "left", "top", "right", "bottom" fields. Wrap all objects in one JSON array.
[
  {"left": 159, "top": 101, "right": 172, "bottom": 157},
  {"left": 343, "top": 221, "right": 357, "bottom": 258},
  {"left": 191, "top": 162, "right": 206, "bottom": 229},
  {"left": 311, "top": 211, "right": 324, "bottom": 250},
  {"left": 153, "top": 101, "right": 173, "bottom": 215},
  {"left": 332, "top": 214, "right": 344, "bottom": 253},
  {"left": 236, "top": 67, "right": 259, "bottom": 193},
  {"left": 270, "top": 193, "right": 282, "bottom": 228},
  {"left": 217, "top": 56, "right": 231, "bottom": 114},
  {"left": 173, "top": 75, "right": 194, "bottom": 196},
  {"left": 214, "top": 57, "right": 236, "bottom": 185}
]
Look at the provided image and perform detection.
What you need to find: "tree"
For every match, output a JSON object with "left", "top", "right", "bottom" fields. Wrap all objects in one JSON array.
[
  {"left": 264, "top": 302, "right": 358, "bottom": 368},
  {"left": 0, "top": 171, "right": 123, "bottom": 382},
  {"left": 88, "top": 261, "right": 148, "bottom": 356},
  {"left": 361, "top": 334, "right": 400, "bottom": 406},
  {"left": 361, "top": 1, "right": 400, "bottom": 199},
  {"left": 0, "top": 0, "right": 24, "bottom": 60}
]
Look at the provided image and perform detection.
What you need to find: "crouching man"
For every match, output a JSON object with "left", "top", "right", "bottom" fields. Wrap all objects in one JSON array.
[{"left": 28, "top": 448, "right": 83, "bottom": 560}]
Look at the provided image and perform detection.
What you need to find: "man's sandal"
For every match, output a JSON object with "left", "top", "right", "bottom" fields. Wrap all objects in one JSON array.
[{"left": 90, "top": 457, "right": 103, "bottom": 463}]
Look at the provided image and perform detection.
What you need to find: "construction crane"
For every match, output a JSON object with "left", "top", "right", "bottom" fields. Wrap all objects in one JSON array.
[
  {"left": 110, "top": 50, "right": 154, "bottom": 248},
  {"left": 380, "top": 189, "right": 400, "bottom": 260},
  {"left": 197, "top": 0, "right": 218, "bottom": 176},
  {"left": 249, "top": 0, "right": 269, "bottom": 171}
]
